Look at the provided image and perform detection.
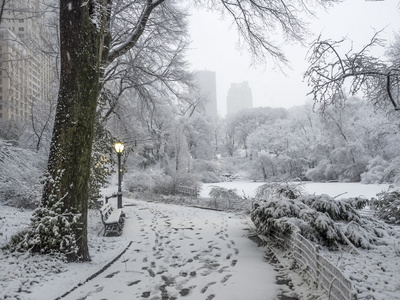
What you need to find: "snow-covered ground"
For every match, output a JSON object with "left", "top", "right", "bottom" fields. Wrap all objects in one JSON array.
[
  {"left": 0, "top": 189, "right": 284, "bottom": 300},
  {"left": 0, "top": 182, "right": 399, "bottom": 299},
  {"left": 201, "top": 181, "right": 400, "bottom": 299}
]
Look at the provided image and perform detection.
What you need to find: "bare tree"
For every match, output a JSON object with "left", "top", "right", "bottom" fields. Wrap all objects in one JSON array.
[
  {"left": 305, "top": 32, "right": 400, "bottom": 112},
  {"left": 193, "top": 0, "right": 335, "bottom": 65},
  {"left": 0, "top": 0, "right": 7, "bottom": 24}
]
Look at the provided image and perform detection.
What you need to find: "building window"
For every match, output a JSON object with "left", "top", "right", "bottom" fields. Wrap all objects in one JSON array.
[
  {"left": 19, "top": 19, "right": 24, "bottom": 23},
  {"left": 0, "top": 113, "right": 2, "bottom": 119},
  {"left": 19, "top": 27, "right": 24, "bottom": 32}
]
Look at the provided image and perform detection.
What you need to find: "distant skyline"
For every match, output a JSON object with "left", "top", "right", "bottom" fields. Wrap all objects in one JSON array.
[
  {"left": 187, "top": 0, "right": 400, "bottom": 117},
  {"left": 226, "top": 81, "right": 253, "bottom": 116}
]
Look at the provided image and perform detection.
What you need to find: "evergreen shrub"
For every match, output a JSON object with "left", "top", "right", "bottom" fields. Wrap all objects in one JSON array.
[
  {"left": 250, "top": 182, "right": 390, "bottom": 250},
  {"left": 370, "top": 190, "right": 400, "bottom": 224}
]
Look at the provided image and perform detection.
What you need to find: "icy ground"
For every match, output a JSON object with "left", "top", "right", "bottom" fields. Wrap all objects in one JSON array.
[{"left": 0, "top": 182, "right": 399, "bottom": 300}]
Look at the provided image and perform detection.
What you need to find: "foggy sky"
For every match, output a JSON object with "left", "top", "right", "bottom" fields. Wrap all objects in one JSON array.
[{"left": 188, "top": 0, "right": 400, "bottom": 116}]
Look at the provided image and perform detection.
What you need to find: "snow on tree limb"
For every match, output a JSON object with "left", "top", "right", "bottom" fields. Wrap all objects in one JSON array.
[
  {"left": 107, "top": 0, "right": 166, "bottom": 63},
  {"left": 305, "top": 31, "right": 400, "bottom": 112}
]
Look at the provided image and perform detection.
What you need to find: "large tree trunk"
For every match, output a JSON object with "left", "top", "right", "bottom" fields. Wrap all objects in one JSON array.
[{"left": 42, "top": 0, "right": 107, "bottom": 262}]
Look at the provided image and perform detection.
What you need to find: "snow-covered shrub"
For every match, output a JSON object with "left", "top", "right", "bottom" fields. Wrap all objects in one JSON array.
[
  {"left": 123, "top": 168, "right": 173, "bottom": 194},
  {"left": 4, "top": 171, "right": 87, "bottom": 261},
  {"left": 251, "top": 184, "right": 380, "bottom": 250},
  {"left": 209, "top": 186, "right": 241, "bottom": 199},
  {"left": 124, "top": 169, "right": 160, "bottom": 193},
  {"left": 304, "top": 167, "right": 324, "bottom": 182},
  {"left": 191, "top": 159, "right": 220, "bottom": 183},
  {"left": 0, "top": 139, "right": 46, "bottom": 208},
  {"left": 208, "top": 186, "right": 242, "bottom": 210},
  {"left": 305, "top": 160, "right": 338, "bottom": 182},
  {"left": 124, "top": 167, "right": 198, "bottom": 196},
  {"left": 301, "top": 194, "right": 365, "bottom": 222},
  {"left": 362, "top": 157, "right": 400, "bottom": 185},
  {"left": 5, "top": 195, "right": 81, "bottom": 261},
  {"left": 380, "top": 157, "right": 400, "bottom": 184},
  {"left": 361, "top": 156, "right": 390, "bottom": 184},
  {"left": 370, "top": 190, "right": 400, "bottom": 224},
  {"left": 255, "top": 181, "right": 303, "bottom": 200}
]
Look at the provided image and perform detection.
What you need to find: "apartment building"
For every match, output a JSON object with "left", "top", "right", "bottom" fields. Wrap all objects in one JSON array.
[
  {"left": 193, "top": 70, "right": 218, "bottom": 119},
  {"left": 0, "top": 0, "right": 55, "bottom": 123},
  {"left": 226, "top": 81, "right": 253, "bottom": 116}
]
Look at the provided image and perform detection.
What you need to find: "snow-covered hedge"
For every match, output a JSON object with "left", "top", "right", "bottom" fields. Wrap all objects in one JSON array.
[
  {"left": 251, "top": 182, "right": 392, "bottom": 249},
  {"left": 0, "top": 139, "right": 46, "bottom": 208}
]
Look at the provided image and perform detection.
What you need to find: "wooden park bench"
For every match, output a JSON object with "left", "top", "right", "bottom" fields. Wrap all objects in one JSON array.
[{"left": 99, "top": 202, "right": 125, "bottom": 236}]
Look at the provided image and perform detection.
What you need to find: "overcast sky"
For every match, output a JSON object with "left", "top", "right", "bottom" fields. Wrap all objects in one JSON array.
[{"left": 187, "top": 0, "right": 400, "bottom": 117}]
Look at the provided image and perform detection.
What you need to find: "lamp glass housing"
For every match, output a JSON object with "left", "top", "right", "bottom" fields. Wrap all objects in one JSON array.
[{"left": 114, "top": 142, "right": 124, "bottom": 153}]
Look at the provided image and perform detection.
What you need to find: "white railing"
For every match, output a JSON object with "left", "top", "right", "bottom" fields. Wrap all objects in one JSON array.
[
  {"left": 293, "top": 233, "right": 355, "bottom": 300},
  {"left": 260, "top": 231, "right": 356, "bottom": 300}
]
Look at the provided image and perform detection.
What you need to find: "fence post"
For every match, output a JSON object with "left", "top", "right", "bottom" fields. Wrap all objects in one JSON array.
[{"left": 314, "top": 245, "right": 320, "bottom": 289}]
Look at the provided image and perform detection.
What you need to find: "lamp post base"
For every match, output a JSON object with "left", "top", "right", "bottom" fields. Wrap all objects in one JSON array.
[{"left": 117, "top": 192, "right": 122, "bottom": 209}]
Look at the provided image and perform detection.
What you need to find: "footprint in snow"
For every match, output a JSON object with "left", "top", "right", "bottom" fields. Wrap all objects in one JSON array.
[
  {"left": 105, "top": 271, "right": 119, "bottom": 278},
  {"left": 200, "top": 282, "right": 217, "bottom": 293}
]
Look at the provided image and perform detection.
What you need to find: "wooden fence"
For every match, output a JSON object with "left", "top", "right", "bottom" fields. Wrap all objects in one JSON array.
[{"left": 176, "top": 185, "right": 198, "bottom": 197}]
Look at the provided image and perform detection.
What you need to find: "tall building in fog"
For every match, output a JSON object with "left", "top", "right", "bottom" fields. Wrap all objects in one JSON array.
[
  {"left": 226, "top": 81, "right": 253, "bottom": 116},
  {"left": 193, "top": 70, "right": 217, "bottom": 119},
  {"left": 0, "top": 0, "right": 55, "bottom": 123}
]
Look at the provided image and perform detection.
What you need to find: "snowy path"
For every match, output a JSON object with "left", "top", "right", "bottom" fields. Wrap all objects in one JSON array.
[{"left": 61, "top": 200, "right": 280, "bottom": 300}]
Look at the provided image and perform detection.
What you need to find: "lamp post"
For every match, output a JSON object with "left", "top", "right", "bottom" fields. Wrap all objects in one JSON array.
[{"left": 114, "top": 141, "right": 124, "bottom": 209}]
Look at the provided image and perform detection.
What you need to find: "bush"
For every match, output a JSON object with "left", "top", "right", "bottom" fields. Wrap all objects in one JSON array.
[
  {"left": 191, "top": 159, "right": 221, "bottom": 183},
  {"left": 123, "top": 167, "right": 198, "bottom": 195},
  {"left": 251, "top": 183, "right": 384, "bottom": 250},
  {"left": 361, "top": 157, "right": 390, "bottom": 184},
  {"left": 370, "top": 190, "right": 400, "bottom": 224},
  {"left": 255, "top": 181, "right": 303, "bottom": 200},
  {"left": 5, "top": 198, "right": 81, "bottom": 261},
  {"left": 124, "top": 168, "right": 167, "bottom": 193}
]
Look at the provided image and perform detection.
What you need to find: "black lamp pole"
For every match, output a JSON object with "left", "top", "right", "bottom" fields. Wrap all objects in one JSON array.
[
  {"left": 114, "top": 142, "right": 124, "bottom": 209},
  {"left": 117, "top": 151, "right": 122, "bottom": 209}
]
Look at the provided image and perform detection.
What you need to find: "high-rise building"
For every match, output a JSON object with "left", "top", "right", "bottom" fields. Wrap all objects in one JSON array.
[
  {"left": 193, "top": 70, "right": 218, "bottom": 119},
  {"left": 226, "top": 81, "right": 253, "bottom": 116},
  {"left": 0, "top": 0, "right": 55, "bottom": 123}
]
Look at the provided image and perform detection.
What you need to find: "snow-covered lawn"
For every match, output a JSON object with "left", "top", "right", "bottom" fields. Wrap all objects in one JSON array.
[{"left": 0, "top": 182, "right": 399, "bottom": 300}]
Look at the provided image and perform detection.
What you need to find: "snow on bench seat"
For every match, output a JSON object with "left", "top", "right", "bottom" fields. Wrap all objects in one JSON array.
[{"left": 99, "top": 202, "right": 124, "bottom": 236}]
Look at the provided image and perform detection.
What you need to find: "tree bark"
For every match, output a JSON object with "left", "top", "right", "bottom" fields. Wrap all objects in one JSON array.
[{"left": 42, "top": 0, "right": 108, "bottom": 262}]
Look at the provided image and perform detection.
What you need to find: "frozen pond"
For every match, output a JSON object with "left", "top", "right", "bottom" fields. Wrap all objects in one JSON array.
[{"left": 199, "top": 181, "right": 391, "bottom": 199}]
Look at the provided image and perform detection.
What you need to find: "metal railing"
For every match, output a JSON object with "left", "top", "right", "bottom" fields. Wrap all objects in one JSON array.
[{"left": 260, "top": 230, "right": 356, "bottom": 300}]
